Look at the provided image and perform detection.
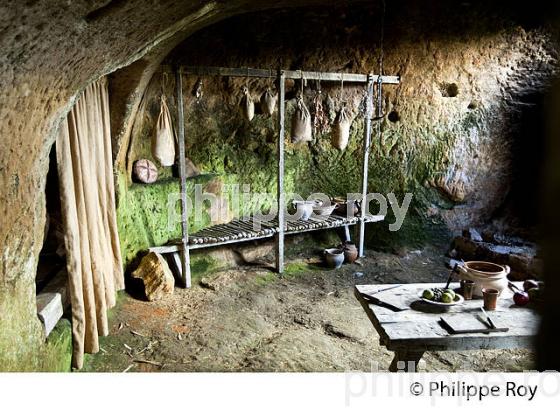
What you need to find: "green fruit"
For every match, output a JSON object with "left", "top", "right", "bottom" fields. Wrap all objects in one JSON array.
[
  {"left": 443, "top": 289, "right": 456, "bottom": 299},
  {"left": 422, "top": 289, "right": 435, "bottom": 300},
  {"left": 441, "top": 293, "right": 454, "bottom": 303}
]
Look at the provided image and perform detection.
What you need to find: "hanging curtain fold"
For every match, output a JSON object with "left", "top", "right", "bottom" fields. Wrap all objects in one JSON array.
[{"left": 56, "top": 77, "right": 124, "bottom": 369}]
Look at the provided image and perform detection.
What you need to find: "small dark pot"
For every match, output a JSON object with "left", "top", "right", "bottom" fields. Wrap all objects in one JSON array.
[
  {"left": 341, "top": 241, "right": 358, "bottom": 264},
  {"left": 324, "top": 248, "right": 345, "bottom": 269},
  {"left": 333, "top": 198, "right": 360, "bottom": 217}
]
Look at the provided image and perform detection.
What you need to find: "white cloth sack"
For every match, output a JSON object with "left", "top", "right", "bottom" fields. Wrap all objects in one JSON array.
[
  {"left": 152, "top": 95, "right": 176, "bottom": 166},
  {"left": 240, "top": 86, "right": 255, "bottom": 121},
  {"left": 331, "top": 104, "right": 352, "bottom": 150},
  {"left": 291, "top": 96, "right": 312, "bottom": 143},
  {"left": 260, "top": 87, "right": 277, "bottom": 116}
]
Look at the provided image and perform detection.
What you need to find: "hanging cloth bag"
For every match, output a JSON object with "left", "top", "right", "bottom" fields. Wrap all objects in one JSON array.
[
  {"left": 331, "top": 103, "right": 352, "bottom": 150},
  {"left": 291, "top": 95, "right": 312, "bottom": 143},
  {"left": 260, "top": 87, "right": 277, "bottom": 116},
  {"left": 152, "top": 95, "right": 176, "bottom": 166},
  {"left": 240, "top": 86, "right": 255, "bottom": 121}
]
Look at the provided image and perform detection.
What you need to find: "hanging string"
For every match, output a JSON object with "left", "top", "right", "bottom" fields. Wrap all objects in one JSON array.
[
  {"left": 378, "top": 0, "right": 386, "bottom": 76},
  {"left": 372, "top": 0, "right": 386, "bottom": 121},
  {"left": 161, "top": 71, "right": 169, "bottom": 96}
]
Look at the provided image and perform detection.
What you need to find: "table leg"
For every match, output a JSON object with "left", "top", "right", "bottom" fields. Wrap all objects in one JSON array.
[{"left": 389, "top": 350, "right": 425, "bottom": 372}]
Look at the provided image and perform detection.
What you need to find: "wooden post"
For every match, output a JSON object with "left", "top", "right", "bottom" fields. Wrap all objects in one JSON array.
[
  {"left": 176, "top": 66, "right": 191, "bottom": 288},
  {"left": 358, "top": 74, "right": 375, "bottom": 258},
  {"left": 276, "top": 70, "right": 286, "bottom": 275}
]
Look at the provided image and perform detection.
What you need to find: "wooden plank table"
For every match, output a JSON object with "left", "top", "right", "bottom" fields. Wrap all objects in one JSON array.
[{"left": 354, "top": 282, "right": 540, "bottom": 372}]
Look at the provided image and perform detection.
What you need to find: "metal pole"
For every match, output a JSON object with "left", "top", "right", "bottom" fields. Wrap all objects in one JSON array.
[
  {"left": 176, "top": 66, "right": 191, "bottom": 288},
  {"left": 276, "top": 70, "right": 286, "bottom": 275},
  {"left": 358, "top": 74, "right": 375, "bottom": 258}
]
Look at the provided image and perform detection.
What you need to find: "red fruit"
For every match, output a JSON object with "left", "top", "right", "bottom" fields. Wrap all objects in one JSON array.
[
  {"left": 523, "top": 280, "right": 539, "bottom": 291},
  {"left": 513, "top": 291, "right": 530, "bottom": 306}
]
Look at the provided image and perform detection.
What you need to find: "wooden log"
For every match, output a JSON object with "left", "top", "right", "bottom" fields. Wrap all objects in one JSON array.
[
  {"left": 235, "top": 220, "right": 259, "bottom": 237},
  {"left": 212, "top": 224, "right": 237, "bottom": 240},
  {"left": 231, "top": 220, "right": 254, "bottom": 237},
  {"left": 221, "top": 224, "right": 244, "bottom": 238},
  {"left": 204, "top": 227, "right": 226, "bottom": 240}
]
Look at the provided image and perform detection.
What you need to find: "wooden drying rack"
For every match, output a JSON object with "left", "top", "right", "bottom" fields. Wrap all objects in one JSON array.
[{"left": 150, "top": 66, "right": 400, "bottom": 287}]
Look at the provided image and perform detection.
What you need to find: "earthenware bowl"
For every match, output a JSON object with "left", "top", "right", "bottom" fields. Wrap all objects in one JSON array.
[
  {"left": 293, "top": 200, "right": 318, "bottom": 221},
  {"left": 333, "top": 198, "right": 360, "bottom": 217},
  {"left": 324, "top": 248, "right": 344, "bottom": 269},
  {"left": 313, "top": 203, "right": 337, "bottom": 216},
  {"left": 456, "top": 261, "right": 509, "bottom": 298}
]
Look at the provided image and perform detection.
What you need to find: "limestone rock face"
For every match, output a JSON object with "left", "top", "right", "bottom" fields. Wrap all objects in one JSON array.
[
  {"left": 131, "top": 252, "right": 175, "bottom": 301},
  {"left": 1, "top": 0, "right": 558, "bottom": 371},
  {"left": 0, "top": 0, "right": 340, "bottom": 371}
]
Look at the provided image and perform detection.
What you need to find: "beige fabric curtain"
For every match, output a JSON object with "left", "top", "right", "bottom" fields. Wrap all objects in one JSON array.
[{"left": 56, "top": 77, "right": 124, "bottom": 369}]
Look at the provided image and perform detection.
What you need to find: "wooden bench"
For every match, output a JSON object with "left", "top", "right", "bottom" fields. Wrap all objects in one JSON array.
[{"left": 150, "top": 214, "right": 385, "bottom": 280}]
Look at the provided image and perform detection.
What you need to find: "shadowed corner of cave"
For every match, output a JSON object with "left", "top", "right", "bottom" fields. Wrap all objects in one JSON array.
[{"left": 2, "top": 0, "right": 560, "bottom": 376}]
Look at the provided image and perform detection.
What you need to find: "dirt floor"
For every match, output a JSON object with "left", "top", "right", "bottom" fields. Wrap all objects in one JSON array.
[{"left": 81, "top": 243, "right": 534, "bottom": 372}]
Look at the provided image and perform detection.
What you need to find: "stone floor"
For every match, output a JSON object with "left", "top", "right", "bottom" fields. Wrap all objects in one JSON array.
[{"left": 81, "top": 244, "right": 534, "bottom": 372}]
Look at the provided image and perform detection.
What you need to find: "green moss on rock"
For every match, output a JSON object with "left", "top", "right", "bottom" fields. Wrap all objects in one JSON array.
[{"left": 0, "top": 280, "right": 71, "bottom": 372}]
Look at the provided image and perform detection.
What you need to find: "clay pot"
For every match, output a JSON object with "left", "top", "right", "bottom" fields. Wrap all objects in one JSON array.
[
  {"left": 333, "top": 198, "right": 360, "bottom": 217},
  {"left": 324, "top": 248, "right": 344, "bottom": 269},
  {"left": 482, "top": 288, "right": 499, "bottom": 310},
  {"left": 456, "top": 261, "right": 510, "bottom": 298},
  {"left": 313, "top": 203, "right": 337, "bottom": 216},
  {"left": 340, "top": 241, "right": 358, "bottom": 264}
]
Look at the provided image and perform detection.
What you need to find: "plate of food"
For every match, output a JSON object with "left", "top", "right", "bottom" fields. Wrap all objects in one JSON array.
[{"left": 419, "top": 287, "right": 464, "bottom": 307}]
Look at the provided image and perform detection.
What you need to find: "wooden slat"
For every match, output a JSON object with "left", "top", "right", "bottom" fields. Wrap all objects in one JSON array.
[
  {"left": 149, "top": 214, "right": 385, "bottom": 254},
  {"left": 176, "top": 67, "right": 191, "bottom": 288},
  {"left": 358, "top": 75, "right": 375, "bottom": 258},
  {"left": 36, "top": 269, "right": 68, "bottom": 338},
  {"left": 276, "top": 70, "right": 286, "bottom": 275},
  {"left": 182, "top": 66, "right": 400, "bottom": 84}
]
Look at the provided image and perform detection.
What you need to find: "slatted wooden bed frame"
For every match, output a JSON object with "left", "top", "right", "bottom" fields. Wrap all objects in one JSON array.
[{"left": 151, "top": 66, "right": 400, "bottom": 287}]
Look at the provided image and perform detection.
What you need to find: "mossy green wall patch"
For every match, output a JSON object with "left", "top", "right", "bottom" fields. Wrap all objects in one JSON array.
[{"left": 0, "top": 280, "right": 72, "bottom": 372}]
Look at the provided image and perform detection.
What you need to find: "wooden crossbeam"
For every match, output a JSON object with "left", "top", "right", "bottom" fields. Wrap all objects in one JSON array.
[{"left": 182, "top": 66, "right": 400, "bottom": 84}]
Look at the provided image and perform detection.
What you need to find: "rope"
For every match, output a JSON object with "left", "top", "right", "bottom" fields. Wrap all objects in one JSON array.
[
  {"left": 161, "top": 71, "right": 169, "bottom": 95},
  {"left": 379, "top": 0, "right": 386, "bottom": 75},
  {"left": 375, "top": 0, "right": 387, "bottom": 149}
]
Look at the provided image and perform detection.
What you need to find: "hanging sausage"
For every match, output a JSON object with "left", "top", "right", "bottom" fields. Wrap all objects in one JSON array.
[
  {"left": 260, "top": 87, "right": 277, "bottom": 116},
  {"left": 312, "top": 82, "right": 329, "bottom": 135},
  {"left": 152, "top": 94, "right": 176, "bottom": 166},
  {"left": 291, "top": 95, "right": 312, "bottom": 143},
  {"left": 240, "top": 85, "right": 255, "bottom": 121}
]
